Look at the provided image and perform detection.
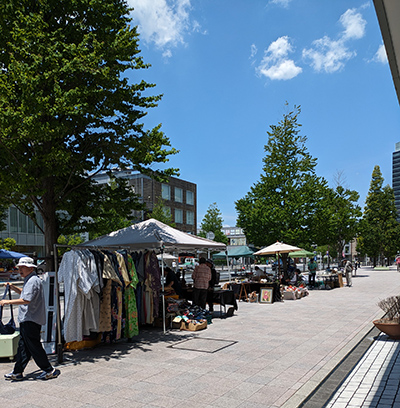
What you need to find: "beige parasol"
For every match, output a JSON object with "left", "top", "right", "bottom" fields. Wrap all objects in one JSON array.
[{"left": 253, "top": 241, "right": 301, "bottom": 256}]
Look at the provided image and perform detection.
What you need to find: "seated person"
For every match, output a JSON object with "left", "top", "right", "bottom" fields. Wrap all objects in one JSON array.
[
  {"left": 253, "top": 266, "right": 265, "bottom": 281},
  {"left": 290, "top": 268, "right": 303, "bottom": 286},
  {"left": 163, "top": 267, "right": 183, "bottom": 297}
]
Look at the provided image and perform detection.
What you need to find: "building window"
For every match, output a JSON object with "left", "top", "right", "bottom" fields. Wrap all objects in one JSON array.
[
  {"left": 163, "top": 206, "right": 171, "bottom": 218},
  {"left": 18, "top": 211, "right": 27, "bottom": 233},
  {"left": 28, "top": 217, "right": 36, "bottom": 234},
  {"left": 186, "top": 190, "right": 194, "bottom": 205},
  {"left": 10, "top": 207, "right": 18, "bottom": 233},
  {"left": 186, "top": 211, "right": 194, "bottom": 225},
  {"left": 175, "top": 187, "right": 183, "bottom": 203},
  {"left": 175, "top": 209, "right": 183, "bottom": 224},
  {"left": 161, "top": 184, "right": 170, "bottom": 200}
]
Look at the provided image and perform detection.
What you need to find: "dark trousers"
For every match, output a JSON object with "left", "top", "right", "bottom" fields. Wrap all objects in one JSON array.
[
  {"left": 14, "top": 321, "right": 52, "bottom": 374},
  {"left": 309, "top": 273, "right": 316, "bottom": 287},
  {"left": 193, "top": 288, "right": 208, "bottom": 309}
]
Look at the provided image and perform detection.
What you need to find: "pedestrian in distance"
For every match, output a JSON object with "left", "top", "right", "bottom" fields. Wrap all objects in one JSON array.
[
  {"left": 343, "top": 259, "right": 353, "bottom": 287},
  {"left": 0, "top": 257, "right": 60, "bottom": 381},
  {"left": 307, "top": 258, "right": 317, "bottom": 288}
]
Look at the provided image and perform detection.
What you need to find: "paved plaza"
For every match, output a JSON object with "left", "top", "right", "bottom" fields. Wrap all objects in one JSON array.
[{"left": 0, "top": 266, "right": 399, "bottom": 407}]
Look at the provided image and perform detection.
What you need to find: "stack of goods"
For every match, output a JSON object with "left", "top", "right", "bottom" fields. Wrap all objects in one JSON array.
[
  {"left": 282, "top": 284, "right": 309, "bottom": 300},
  {"left": 165, "top": 299, "right": 210, "bottom": 331}
]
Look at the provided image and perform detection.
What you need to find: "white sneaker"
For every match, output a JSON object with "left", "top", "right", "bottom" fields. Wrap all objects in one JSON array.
[{"left": 36, "top": 368, "right": 60, "bottom": 380}]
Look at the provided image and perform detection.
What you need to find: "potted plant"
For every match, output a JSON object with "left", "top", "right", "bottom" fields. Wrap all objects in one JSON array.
[{"left": 373, "top": 296, "right": 400, "bottom": 339}]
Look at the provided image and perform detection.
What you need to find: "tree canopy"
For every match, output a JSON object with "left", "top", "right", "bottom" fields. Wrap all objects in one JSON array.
[
  {"left": 325, "top": 184, "right": 361, "bottom": 260},
  {"left": 199, "top": 203, "right": 228, "bottom": 245},
  {"left": 235, "top": 105, "right": 330, "bottom": 249},
  {"left": 358, "top": 166, "right": 400, "bottom": 265},
  {"left": 0, "top": 0, "right": 178, "bottom": 267}
]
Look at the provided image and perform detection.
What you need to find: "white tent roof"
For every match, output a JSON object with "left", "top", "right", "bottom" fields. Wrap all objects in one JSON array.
[{"left": 83, "top": 218, "right": 226, "bottom": 251}]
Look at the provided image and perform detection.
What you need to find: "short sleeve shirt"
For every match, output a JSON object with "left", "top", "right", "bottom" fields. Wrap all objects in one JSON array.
[{"left": 19, "top": 272, "right": 46, "bottom": 326}]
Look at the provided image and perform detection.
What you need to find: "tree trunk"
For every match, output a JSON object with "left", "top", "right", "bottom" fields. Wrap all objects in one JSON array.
[{"left": 41, "top": 179, "right": 58, "bottom": 271}]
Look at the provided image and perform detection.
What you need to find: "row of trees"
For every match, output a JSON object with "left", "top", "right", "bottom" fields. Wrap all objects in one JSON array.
[{"left": 233, "top": 105, "right": 400, "bottom": 268}]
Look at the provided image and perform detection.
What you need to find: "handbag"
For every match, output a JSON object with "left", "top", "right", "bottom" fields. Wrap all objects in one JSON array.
[{"left": 0, "top": 285, "right": 16, "bottom": 335}]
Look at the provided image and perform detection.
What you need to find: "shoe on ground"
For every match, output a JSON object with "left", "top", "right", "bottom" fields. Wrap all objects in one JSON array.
[
  {"left": 4, "top": 372, "right": 23, "bottom": 381},
  {"left": 36, "top": 368, "right": 60, "bottom": 380}
]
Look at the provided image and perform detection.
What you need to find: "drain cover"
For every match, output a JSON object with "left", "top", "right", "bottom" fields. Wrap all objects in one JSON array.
[{"left": 169, "top": 337, "right": 237, "bottom": 353}]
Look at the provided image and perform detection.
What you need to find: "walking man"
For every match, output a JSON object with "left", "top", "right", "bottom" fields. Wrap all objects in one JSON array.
[{"left": 0, "top": 257, "right": 60, "bottom": 381}]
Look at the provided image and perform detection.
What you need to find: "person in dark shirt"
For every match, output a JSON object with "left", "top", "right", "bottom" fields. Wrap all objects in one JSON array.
[{"left": 163, "top": 267, "right": 182, "bottom": 297}]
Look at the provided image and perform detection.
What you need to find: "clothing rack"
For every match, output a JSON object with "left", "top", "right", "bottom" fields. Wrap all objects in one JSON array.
[{"left": 52, "top": 243, "right": 165, "bottom": 364}]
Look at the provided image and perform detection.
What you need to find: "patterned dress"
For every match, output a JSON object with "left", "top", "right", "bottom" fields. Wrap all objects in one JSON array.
[{"left": 124, "top": 255, "right": 139, "bottom": 338}]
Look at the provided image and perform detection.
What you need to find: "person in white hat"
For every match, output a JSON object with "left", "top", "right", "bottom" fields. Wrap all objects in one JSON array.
[{"left": 0, "top": 257, "right": 60, "bottom": 381}]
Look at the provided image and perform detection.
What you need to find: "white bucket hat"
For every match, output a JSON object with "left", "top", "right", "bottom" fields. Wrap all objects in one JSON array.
[{"left": 16, "top": 257, "right": 37, "bottom": 268}]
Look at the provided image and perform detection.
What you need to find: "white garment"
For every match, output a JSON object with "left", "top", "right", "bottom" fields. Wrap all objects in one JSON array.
[{"left": 58, "top": 249, "right": 100, "bottom": 343}]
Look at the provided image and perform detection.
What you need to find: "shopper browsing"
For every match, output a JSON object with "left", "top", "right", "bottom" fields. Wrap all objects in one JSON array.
[
  {"left": 0, "top": 257, "right": 60, "bottom": 381},
  {"left": 192, "top": 257, "right": 211, "bottom": 309}
]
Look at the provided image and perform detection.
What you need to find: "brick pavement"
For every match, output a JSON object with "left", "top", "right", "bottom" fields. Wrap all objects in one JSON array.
[{"left": 0, "top": 266, "right": 399, "bottom": 408}]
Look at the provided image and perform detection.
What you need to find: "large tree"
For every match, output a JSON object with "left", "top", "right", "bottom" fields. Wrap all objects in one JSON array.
[
  {"left": 235, "top": 105, "right": 330, "bottom": 249},
  {"left": 199, "top": 203, "right": 228, "bottom": 245},
  {"left": 0, "top": 0, "right": 178, "bottom": 268},
  {"left": 358, "top": 166, "right": 400, "bottom": 266},
  {"left": 325, "top": 184, "right": 361, "bottom": 261}
]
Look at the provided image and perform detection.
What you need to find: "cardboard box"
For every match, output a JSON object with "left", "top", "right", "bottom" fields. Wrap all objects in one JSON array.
[
  {"left": 180, "top": 320, "right": 207, "bottom": 331},
  {"left": 283, "top": 291, "right": 296, "bottom": 300},
  {"left": 0, "top": 331, "right": 20, "bottom": 359}
]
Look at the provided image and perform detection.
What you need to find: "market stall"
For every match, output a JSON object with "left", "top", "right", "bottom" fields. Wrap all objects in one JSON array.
[{"left": 54, "top": 219, "right": 226, "bottom": 362}]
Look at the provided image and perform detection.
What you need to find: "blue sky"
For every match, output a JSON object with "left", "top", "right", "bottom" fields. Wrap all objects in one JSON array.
[{"left": 127, "top": 0, "right": 400, "bottom": 227}]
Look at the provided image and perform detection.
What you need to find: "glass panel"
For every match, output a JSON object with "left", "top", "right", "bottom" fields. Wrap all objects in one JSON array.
[
  {"left": 163, "top": 206, "right": 171, "bottom": 217},
  {"left": 175, "top": 209, "right": 183, "bottom": 224},
  {"left": 186, "top": 190, "right": 194, "bottom": 205},
  {"left": 18, "top": 211, "right": 27, "bottom": 233},
  {"left": 28, "top": 217, "right": 35, "bottom": 233},
  {"left": 175, "top": 187, "right": 183, "bottom": 203},
  {"left": 161, "top": 184, "right": 170, "bottom": 200},
  {"left": 186, "top": 211, "right": 194, "bottom": 225},
  {"left": 10, "top": 207, "right": 18, "bottom": 233}
]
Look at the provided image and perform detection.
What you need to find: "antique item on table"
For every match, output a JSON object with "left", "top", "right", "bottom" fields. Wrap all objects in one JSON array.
[{"left": 259, "top": 288, "right": 273, "bottom": 304}]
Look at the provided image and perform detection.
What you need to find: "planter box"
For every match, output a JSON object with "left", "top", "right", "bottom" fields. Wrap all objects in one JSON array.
[{"left": 0, "top": 332, "right": 20, "bottom": 359}]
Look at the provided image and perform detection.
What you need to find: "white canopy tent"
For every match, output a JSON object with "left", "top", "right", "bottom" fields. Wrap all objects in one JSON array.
[
  {"left": 83, "top": 218, "right": 226, "bottom": 251},
  {"left": 82, "top": 218, "right": 226, "bottom": 334}
]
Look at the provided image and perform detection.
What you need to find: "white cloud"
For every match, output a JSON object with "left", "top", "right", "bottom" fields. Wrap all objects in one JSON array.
[
  {"left": 128, "top": 0, "right": 197, "bottom": 57},
  {"left": 250, "top": 44, "right": 258, "bottom": 59},
  {"left": 373, "top": 44, "right": 388, "bottom": 64},
  {"left": 340, "top": 9, "right": 366, "bottom": 40},
  {"left": 269, "top": 0, "right": 293, "bottom": 8},
  {"left": 302, "top": 8, "right": 366, "bottom": 73},
  {"left": 303, "top": 36, "right": 355, "bottom": 73},
  {"left": 256, "top": 36, "right": 302, "bottom": 80}
]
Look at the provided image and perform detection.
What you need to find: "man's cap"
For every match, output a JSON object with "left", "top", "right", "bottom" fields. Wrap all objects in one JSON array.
[{"left": 16, "top": 257, "right": 37, "bottom": 268}]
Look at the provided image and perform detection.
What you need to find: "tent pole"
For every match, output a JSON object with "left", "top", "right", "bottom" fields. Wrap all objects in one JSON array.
[
  {"left": 225, "top": 250, "right": 231, "bottom": 282},
  {"left": 159, "top": 242, "right": 166, "bottom": 334},
  {"left": 54, "top": 244, "right": 63, "bottom": 364}
]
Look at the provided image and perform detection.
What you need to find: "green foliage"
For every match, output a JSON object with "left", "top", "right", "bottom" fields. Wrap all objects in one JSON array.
[
  {"left": 199, "top": 203, "right": 228, "bottom": 244},
  {"left": 151, "top": 197, "right": 175, "bottom": 227},
  {"left": 324, "top": 184, "right": 361, "bottom": 258},
  {"left": 0, "top": 0, "right": 179, "bottom": 263},
  {"left": 57, "top": 234, "right": 85, "bottom": 256},
  {"left": 358, "top": 166, "right": 400, "bottom": 265},
  {"left": 0, "top": 238, "right": 17, "bottom": 250},
  {"left": 235, "top": 105, "right": 330, "bottom": 248}
]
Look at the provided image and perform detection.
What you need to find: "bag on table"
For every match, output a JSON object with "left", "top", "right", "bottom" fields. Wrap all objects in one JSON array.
[{"left": 0, "top": 285, "right": 16, "bottom": 335}]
